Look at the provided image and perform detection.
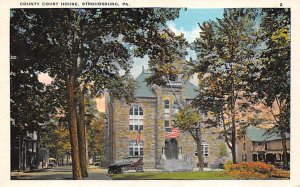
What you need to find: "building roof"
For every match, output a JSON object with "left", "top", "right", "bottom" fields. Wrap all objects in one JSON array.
[
  {"left": 134, "top": 70, "right": 198, "bottom": 99},
  {"left": 185, "top": 82, "right": 198, "bottom": 100},
  {"left": 135, "top": 71, "right": 156, "bottom": 98},
  {"left": 246, "top": 125, "right": 290, "bottom": 142}
]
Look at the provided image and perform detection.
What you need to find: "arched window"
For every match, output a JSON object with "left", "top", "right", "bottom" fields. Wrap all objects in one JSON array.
[{"left": 129, "top": 105, "right": 143, "bottom": 131}]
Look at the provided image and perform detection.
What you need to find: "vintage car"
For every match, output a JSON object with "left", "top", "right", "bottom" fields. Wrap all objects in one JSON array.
[
  {"left": 108, "top": 156, "right": 143, "bottom": 174},
  {"left": 48, "top": 158, "right": 56, "bottom": 168}
]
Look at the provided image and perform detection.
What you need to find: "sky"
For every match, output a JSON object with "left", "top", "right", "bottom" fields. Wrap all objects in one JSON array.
[
  {"left": 130, "top": 8, "right": 224, "bottom": 83},
  {"left": 168, "top": 8, "right": 224, "bottom": 43},
  {"left": 38, "top": 9, "right": 225, "bottom": 112}
]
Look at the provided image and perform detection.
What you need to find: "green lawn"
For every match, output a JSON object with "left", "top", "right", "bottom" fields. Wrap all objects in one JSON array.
[{"left": 109, "top": 171, "right": 235, "bottom": 180}]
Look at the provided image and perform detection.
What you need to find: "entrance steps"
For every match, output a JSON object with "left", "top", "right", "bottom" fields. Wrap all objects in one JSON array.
[{"left": 162, "top": 159, "right": 193, "bottom": 172}]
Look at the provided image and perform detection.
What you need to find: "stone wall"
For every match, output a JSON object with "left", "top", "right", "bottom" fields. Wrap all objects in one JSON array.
[
  {"left": 236, "top": 136, "right": 253, "bottom": 162},
  {"left": 112, "top": 97, "right": 158, "bottom": 168},
  {"left": 268, "top": 139, "right": 290, "bottom": 151}
]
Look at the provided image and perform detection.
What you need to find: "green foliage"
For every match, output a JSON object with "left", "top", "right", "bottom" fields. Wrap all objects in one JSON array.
[
  {"left": 87, "top": 111, "right": 105, "bottom": 161},
  {"left": 224, "top": 160, "right": 233, "bottom": 172},
  {"left": 191, "top": 9, "right": 260, "bottom": 163},
  {"left": 10, "top": 27, "right": 48, "bottom": 133},
  {"left": 109, "top": 171, "right": 234, "bottom": 180},
  {"left": 218, "top": 143, "right": 228, "bottom": 158},
  {"left": 249, "top": 8, "right": 290, "bottom": 169},
  {"left": 252, "top": 8, "right": 290, "bottom": 133},
  {"left": 173, "top": 106, "right": 201, "bottom": 132},
  {"left": 10, "top": 9, "right": 185, "bottom": 178},
  {"left": 40, "top": 121, "right": 71, "bottom": 160},
  {"left": 10, "top": 8, "right": 184, "bottom": 98}
]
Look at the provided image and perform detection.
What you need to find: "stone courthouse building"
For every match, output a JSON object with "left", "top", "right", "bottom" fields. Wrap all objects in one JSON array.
[{"left": 105, "top": 68, "right": 231, "bottom": 170}]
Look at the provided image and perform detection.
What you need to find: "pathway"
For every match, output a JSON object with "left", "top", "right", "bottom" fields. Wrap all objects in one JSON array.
[{"left": 11, "top": 165, "right": 111, "bottom": 180}]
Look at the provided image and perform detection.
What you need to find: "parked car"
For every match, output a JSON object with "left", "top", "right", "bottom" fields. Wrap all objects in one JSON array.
[
  {"left": 48, "top": 158, "right": 56, "bottom": 168},
  {"left": 108, "top": 156, "right": 143, "bottom": 174}
]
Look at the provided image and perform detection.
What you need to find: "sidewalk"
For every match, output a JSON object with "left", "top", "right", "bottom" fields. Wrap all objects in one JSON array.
[
  {"left": 11, "top": 165, "right": 111, "bottom": 180},
  {"left": 85, "top": 166, "right": 111, "bottom": 180}
]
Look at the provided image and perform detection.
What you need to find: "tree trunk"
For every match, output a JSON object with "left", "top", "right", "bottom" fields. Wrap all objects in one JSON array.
[
  {"left": 67, "top": 74, "right": 82, "bottom": 180},
  {"left": 231, "top": 81, "right": 237, "bottom": 164},
  {"left": 77, "top": 86, "right": 89, "bottom": 178},
  {"left": 35, "top": 129, "right": 40, "bottom": 167},
  {"left": 18, "top": 133, "right": 22, "bottom": 171},
  {"left": 196, "top": 139, "right": 204, "bottom": 171},
  {"left": 281, "top": 132, "right": 289, "bottom": 169}
]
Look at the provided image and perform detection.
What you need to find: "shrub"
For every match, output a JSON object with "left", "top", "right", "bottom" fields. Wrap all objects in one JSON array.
[
  {"left": 224, "top": 160, "right": 233, "bottom": 172},
  {"left": 272, "top": 169, "right": 290, "bottom": 179},
  {"left": 227, "top": 162, "right": 275, "bottom": 179}
]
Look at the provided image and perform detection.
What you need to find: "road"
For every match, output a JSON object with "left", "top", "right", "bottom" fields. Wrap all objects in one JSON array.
[{"left": 11, "top": 165, "right": 111, "bottom": 180}]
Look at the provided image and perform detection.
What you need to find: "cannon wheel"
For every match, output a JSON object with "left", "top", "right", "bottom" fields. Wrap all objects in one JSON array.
[
  {"left": 108, "top": 168, "right": 113, "bottom": 174},
  {"left": 117, "top": 167, "right": 124, "bottom": 174},
  {"left": 113, "top": 169, "right": 118, "bottom": 174},
  {"left": 135, "top": 165, "right": 143, "bottom": 172}
]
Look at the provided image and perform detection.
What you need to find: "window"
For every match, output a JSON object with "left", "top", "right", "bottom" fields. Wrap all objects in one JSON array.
[
  {"left": 164, "top": 100, "right": 170, "bottom": 109},
  {"left": 195, "top": 142, "right": 209, "bottom": 157},
  {"left": 264, "top": 142, "right": 268, "bottom": 150},
  {"left": 173, "top": 101, "right": 179, "bottom": 114},
  {"left": 129, "top": 105, "right": 143, "bottom": 131},
  {"left": 164, "top": 100, "right": 170, "bottom": 117},
  {"left": 243, "top": 143, "right": 246, "bottom": 151},
  {"left": 164, "top": 120, "right": 172, "bottom": 132},
  {"left": 129, "top": 140, "right": 144, "bottom": 156}
]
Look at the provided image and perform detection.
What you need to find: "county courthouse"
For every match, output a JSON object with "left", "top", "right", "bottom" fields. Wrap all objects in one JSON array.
[{"left": 105, "top": 68, "right": 231, "bottom": 170}]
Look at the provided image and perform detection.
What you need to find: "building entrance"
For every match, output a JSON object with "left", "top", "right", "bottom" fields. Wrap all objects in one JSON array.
[{"left": 165, "top": 138, "right": 179, "bottom": 159}]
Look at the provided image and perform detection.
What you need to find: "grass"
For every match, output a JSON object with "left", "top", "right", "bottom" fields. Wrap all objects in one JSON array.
[{"left": 109, "top": 171, "right": 235, "bottom": 180}]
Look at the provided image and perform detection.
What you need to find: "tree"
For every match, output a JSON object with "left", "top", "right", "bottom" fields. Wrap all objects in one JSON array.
[
  {"left": 250, "top": 8, "right": 290, "bottom": 169},
  {"left": 11, "top": 8, "right": 185, "bottom": 179},
  {"left": 191, "top": 9, "right": 260, "bottom": 164},
  {"left": 10, "top": 26, "right": 50, "bottom": 170},
  {"left": 173, "top": 106, "right": 204, "bottom": 171},
  {"left": 40, "top": 120, "right": 71, "bottom": 165},
  {"left": 87, "top": 112, "right": 105, "bottom": 164},
  {"left": 218, "top": 143, "right": 229, "bottom": 159}
]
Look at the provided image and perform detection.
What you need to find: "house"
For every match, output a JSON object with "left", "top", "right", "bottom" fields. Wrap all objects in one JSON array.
[
  {"left": 10, "top": 119, "right": 39, "bottom": 171},
  {"left": 237, "top": 125, "right": 290, "bottom": 165},
  {"left": 105, "top": 68, "right": 231, "bottom": 170}
]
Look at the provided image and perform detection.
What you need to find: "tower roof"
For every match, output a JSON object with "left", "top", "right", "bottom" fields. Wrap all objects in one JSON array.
[{"left": 134, "top": 70, "right": 198, "bottom": 99}]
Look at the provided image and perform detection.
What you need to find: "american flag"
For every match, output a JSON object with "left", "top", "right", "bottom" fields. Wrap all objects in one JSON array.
[{"left": 165, "top": 127, "right": 180, "bottom": 139}]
